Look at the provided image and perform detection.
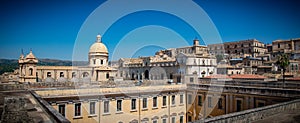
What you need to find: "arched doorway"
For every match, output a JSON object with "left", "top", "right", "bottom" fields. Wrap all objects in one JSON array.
[
  {"left": 144, "top": 70, "right": 149, "bottom": 79},
  {"left": 82, "top": 72, "right": 89, "bottom": 78},
  {"left": 169, "top": 73, "right": 173, "bottom": 79},
  {"left": 131, "top": 73, "right": 135, "bottom": 80}
]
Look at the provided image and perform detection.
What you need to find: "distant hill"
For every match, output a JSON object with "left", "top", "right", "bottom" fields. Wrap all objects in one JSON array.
[{"left": 0, "top": 59, "right": 88, "bottom": 74}]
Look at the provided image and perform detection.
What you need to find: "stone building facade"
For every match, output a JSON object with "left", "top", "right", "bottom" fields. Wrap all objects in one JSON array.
[
  {"left": 208, "top": 39, "right": 267, "bottom": 59},
  {"left": 271, "top": 38, "right": 300, "bottom": 60},
  {"left": 118, "top": 39, "right": 217, "bottom": 81},
  {"left": 35, "top": 84, "right": 187, "bottom": 123}
]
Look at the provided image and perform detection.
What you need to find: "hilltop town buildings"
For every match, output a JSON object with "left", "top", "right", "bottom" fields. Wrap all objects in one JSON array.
[{"left": 208, "top": 38, "right": 300, "bottom": 77}]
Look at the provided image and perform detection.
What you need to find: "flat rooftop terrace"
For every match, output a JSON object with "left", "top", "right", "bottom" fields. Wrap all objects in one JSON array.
[{"left": 0, "top": 91, "right": 69, "bottom": 123}]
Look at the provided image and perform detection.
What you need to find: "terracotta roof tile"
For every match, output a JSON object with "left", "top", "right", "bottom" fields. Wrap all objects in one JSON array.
[
  {"left": 230, "top": 74, "right": 266, "bottom": 79},
  {"left": 204, "top": 74, "right": 231, "bottom": 79}
]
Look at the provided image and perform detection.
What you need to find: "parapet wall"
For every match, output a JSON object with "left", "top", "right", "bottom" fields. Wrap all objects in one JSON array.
[{"left": 201, "top": 99, "right": 300, "bottom": 123}]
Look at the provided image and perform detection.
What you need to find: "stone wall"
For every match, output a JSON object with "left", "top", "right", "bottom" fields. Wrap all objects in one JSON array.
[{"left": 199, "top": 99, "right": 300, "bottom": 123}]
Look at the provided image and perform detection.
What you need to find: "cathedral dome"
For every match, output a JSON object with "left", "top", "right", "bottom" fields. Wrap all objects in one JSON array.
[{"left": 89, "top": 35, "right": 108, "bottom": 53}]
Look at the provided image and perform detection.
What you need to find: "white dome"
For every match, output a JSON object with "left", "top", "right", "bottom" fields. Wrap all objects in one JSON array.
[
  {"left": 89, "top": 34, "right": 108, "bottom": 53},
  {"left": 89, "top": 42, "right": 108, "bottom": 53}
]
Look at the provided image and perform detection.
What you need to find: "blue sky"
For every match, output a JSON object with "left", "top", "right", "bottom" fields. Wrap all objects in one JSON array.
[{"left": 0, "top": 0, "right": 299, "bottom": 61}]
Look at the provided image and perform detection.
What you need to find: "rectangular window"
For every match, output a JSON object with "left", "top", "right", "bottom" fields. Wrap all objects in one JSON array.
[
  {"left": 198, "top": 95, "right": 202, "bottom": 106},
  {"left": 258, "top": 102, "right": 265, "bottom": 107},
  {"left": 117, "top": 100, "right": 122, "bottom": 112},
  {"left": 153, "top": 120, "right": 158, "bottom": 123},
  {"left": 188, "top": 116, "right": 192, "bottom": 122},
  {"left": 188, "top": 94, "right": 192, "bottom": 104},
  {"left": 172, "top": 95, "right": 176, "bottom": 105},
  {"left": 58, "top": 104, "right": 65, "bottom": 117},
  {"left": 190, "top": 77, "right": 194, "bottom": 83},
  {"left": 172, "top": 117, "right": 176, "bottom": 123},
  {"left": 180, "top": 116, "right": 184, "bottom": 123},
  {"left": 208, "top": 97, "right": 212, "bottom": 108},
  {"left": 180, "top": 94, "right": 184, "bottom": 104},
  {"left": 162, "top": 118, "right": 167, "bottom": 123},
  {"left": 153, "top": 97, "right": 157, "bottom": 108},
  {"left": 131, "top": 99, "right": 136, "bottom": 110},
  {"left": 104, "top": 101, "right": 109, "bottom": 113},
  {"left": 236, "top": 100, "right": 242, "bottom": 111},
  {"left": 162, "top": 96, "right": 167, "bottom": 107},
  {"left": 143, "top": 98, "right": 147, "bottom": 109},
  {"left": 74, "top": 103, "right": 81, "bottom": 116},
  {"left": 90, "top": 102, "right": 96, "bottom": 115},
  {"left": 218, "top": 98, "right": 223, "bottom": 109}
]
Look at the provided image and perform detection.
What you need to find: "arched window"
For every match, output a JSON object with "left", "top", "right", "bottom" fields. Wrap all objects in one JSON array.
[
  {"left": 47, "top": 72, "right": 51, "bottom": 77},
  {"left": 144, "top": 70, "right": 149, "bottom": 79},
  {"left": 83, "top": 72, "right": 89, "bottom": 77},
  {"left": 29, "top": 68, "right": 33, "bottom": 76},
  {"left": 72, "top": 72, "right": 76, "bottom": 78},
  {"left": 131, "top": 73, "right": 135, "bottom": 80},
  {"left": 60, "top": 72, "right": 64, "bottom": 77}
]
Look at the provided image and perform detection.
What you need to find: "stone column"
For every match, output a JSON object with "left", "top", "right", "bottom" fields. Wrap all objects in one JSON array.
[{"left": 226, "top": 94, "right": 229, "bottom": 114}]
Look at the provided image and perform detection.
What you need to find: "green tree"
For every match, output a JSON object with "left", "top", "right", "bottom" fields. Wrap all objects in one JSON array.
[{"left": 276, "top": 53, "right": 290, "bottom": 88}]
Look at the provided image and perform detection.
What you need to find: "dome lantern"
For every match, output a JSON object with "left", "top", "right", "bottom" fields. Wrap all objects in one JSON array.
[{"left": 96, "top": 34, "right": 102, "bottom": 43}]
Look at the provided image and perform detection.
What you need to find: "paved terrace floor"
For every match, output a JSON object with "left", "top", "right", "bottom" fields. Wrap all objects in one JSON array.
[{"left": 0, "top": 91, "right": 54, "bottom": 122}]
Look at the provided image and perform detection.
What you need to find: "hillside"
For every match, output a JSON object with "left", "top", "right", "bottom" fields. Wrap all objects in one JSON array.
[{"left": 0, "top": 59, "right": 88, "bottom": 74}]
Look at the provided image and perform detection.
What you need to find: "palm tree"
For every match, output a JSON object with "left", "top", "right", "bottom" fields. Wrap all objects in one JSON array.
[{"left": 276, "top": 53, "right": 290, "bottom": 88}]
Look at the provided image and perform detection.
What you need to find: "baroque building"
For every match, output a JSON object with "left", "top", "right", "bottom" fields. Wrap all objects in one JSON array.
[{"left": 18, "top": 35, "right": 117, "bottom": 83}]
